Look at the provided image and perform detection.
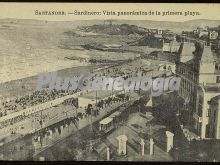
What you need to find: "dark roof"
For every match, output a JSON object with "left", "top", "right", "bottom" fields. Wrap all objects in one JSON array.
[{"left": 209, "top": 95, "right": 220, "bottom": 103}]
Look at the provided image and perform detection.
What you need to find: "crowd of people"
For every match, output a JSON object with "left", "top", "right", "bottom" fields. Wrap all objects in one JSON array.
[
  {"left": 0, "top": 58, "right": 154, "bottom": 117},
  {"left": 90, "top": 60, "right": 152, "bottom": 79},
  {"left": 34, "top": 93, "right": 131, "bottom": 141},
  {"left": 0, "top": 57, "right": 156, "bottom": 135},
  {"left": 0, "top": 89, "right": 76, "bottom": 117}
]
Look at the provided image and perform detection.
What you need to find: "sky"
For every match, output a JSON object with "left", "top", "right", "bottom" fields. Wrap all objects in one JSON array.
[{"left": 0, "top": 3, "right": 220, "bottom": 22}]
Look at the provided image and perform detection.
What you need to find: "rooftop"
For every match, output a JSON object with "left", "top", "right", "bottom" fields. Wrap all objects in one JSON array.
[
  {"left": 178, "top": 42, "right": 217, "bottom": 65},
  {"left": 109, "top": 111, "right": 121, "bottom": 118},
  {"left": 200, "top": 46, "right": 215, "bottom": 63},
  {"left": 99, "top": 117, "right": 113, "bottom": 125},
  {"left": 209, "top": 95, "right": 220, "bottom": 103},
  {"left": 170, "top": 40, "right": 181, "bottom": 47},
  {"left": 180, "top": 42, "right": 196, "bottom": 57}
]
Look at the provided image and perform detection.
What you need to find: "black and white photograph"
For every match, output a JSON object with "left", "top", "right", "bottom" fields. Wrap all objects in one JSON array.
[{"left": 0, "top": 3, "right": 220, "bottom": 162}]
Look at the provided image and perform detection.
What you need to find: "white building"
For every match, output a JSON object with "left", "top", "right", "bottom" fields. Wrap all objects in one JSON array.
[{"left": 176, "top": 42, "right": 220, "bottom": 139}]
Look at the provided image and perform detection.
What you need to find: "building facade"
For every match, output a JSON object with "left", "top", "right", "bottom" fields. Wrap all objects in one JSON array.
[
  {"left": 176, "top": 41, "right": 220, "bottom": 139},
  {"left": 207, "top": 95, "right": 220, "bottom": 139}
]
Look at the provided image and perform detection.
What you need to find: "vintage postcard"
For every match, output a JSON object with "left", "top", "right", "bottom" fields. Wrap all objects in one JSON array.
[{"left": 0, "top": 3, "right": 220, "bottom": 162}]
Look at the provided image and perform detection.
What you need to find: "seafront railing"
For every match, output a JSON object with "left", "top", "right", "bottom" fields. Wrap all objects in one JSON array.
[{"left": 0, "top": 90, "right": 91, "bottom": 124}]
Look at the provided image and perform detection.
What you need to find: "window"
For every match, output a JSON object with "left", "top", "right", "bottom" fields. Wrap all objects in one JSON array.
[
  {"left": 187, "top": 82, "right": 189, "bottom": 92},
  {"left": 212, "top": 128, "right": 215, "bottom": 138},
  {"left": 214, "top": 110, "right": 217, "bottom": 123},
  {"left": 198, "top": 95, "right": 204, "bottom": 116},
  {"left": 205, "top": 124, "right": 211, "bottom": 138},
  {"left": 207, "top": 108, "right": 211, "bottom": 117},
  {"left": 188, "top": 82, "right": 191, "bottom": 92}
]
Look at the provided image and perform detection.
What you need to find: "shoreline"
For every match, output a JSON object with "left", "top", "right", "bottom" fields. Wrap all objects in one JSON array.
[{"left": 0, "top": 64, "right": 99, "bottom": 100}]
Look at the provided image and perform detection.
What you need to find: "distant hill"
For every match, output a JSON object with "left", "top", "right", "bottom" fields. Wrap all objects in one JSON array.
[
  {"left": 129, "top": 34, "right": 163, "bottom": 48},
  {"left": 0, "top": 18, "right": 220, "bottom": 33},
  {"left": 183, "top": 19, "right": 220, "bottom": 28},
  {"left": 111, "top": 19, "right": 220, "bottom": 33},
  {"left": 78, "top": 23, "right": 148, "bottom": 35}
]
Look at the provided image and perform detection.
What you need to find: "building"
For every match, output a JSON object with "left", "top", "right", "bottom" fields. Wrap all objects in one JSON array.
[
  {"left": 176, "top": 41, "right": 220, "bottom": 139},
  {"left": 199, "top": 31, "right": 209, "bottom": 38},
  {"left": 162, "top": 37, "right": 181, "bottom": 53},
  {"left": 209, "top": 30, "right": 218, "bottom": 40},
  {"left": 160, "top": 37, "right": 181, "bottom": 63},
  {"left": 149, "top": 29, "right": 158, "bottom": 34},
  {"left": 207, "top": 95, "right": 220, "bottom": 139}
]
